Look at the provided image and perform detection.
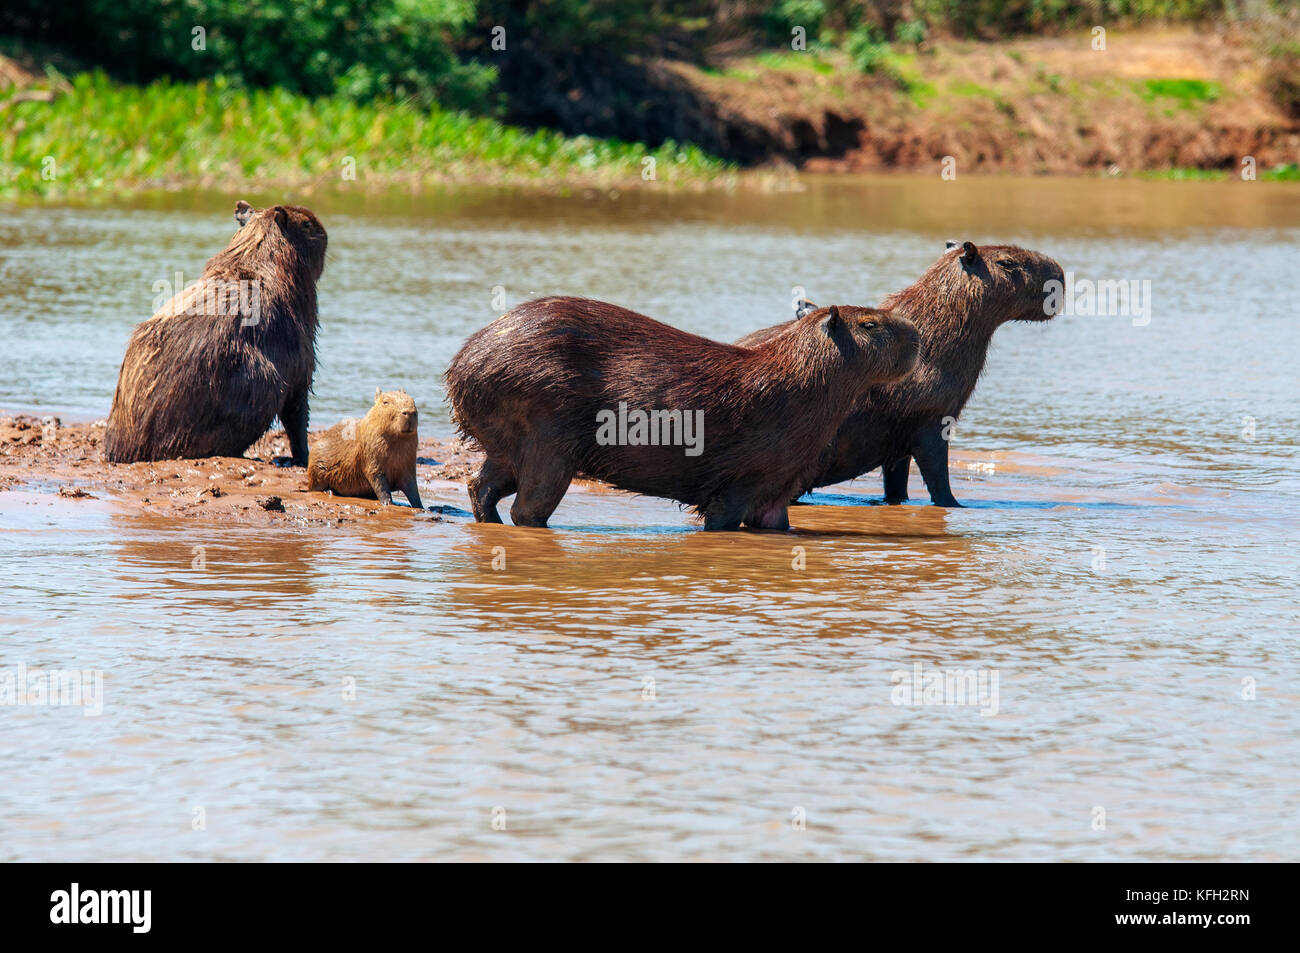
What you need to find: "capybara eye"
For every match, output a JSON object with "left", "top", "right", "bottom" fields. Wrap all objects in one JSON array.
[{"left": 863, "top": 321, "right": 879, "bottom": 330}]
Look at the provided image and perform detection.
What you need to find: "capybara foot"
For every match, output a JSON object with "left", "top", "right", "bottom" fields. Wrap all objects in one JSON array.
[
  {"left": 469, "top": 458, "right": 517, "bottom": 524},
  {"left": 744, "top": 501, "right": 790, "bottom": 531},
  {"left": 402, "top": 481, "right": 424, "bottom": 510},
  {"left": 702, "top": 494, "right": 746, "bottom": 531}
]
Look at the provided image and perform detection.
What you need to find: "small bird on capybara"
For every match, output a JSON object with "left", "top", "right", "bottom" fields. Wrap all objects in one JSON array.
[
  {"left": 446, "top": 296, "right": 920, "bottom": 530},
  {"left": 307, "top": 388, "right": 423, "bottom": 508},
  {"left": 104, "top": 201, "right": 327, "bottom": 466},
  {"left": 740, "top": 241, "right": 1064, "bottom": 507}
]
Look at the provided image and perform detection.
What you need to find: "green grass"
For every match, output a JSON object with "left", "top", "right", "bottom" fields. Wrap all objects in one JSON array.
[
  {"left": 1139, "top": 78, "right": 1221, "bottom": 109},
  {"left": 1138, "top": 168, "right": 1228, "bottom": 181},
  {"left": 949, "top": 80, "right": 998, "bottom": 98},
  {"left": 0, "top": 72, "right": 733, "bottom": 198},
  {"left": 1138, "top": 164, "right": 1299, "bottom": 181},
  {"left": 752, "top": 50, "right": 837, "bottom": 75}
]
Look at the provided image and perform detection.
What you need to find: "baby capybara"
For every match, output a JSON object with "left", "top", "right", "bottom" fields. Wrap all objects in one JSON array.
[
  {"left": 308, "top": 389, "right": 422, "bottom": 507},
  {"left": 740, "top": 241, "right": 1064, "bottom": 506},
  {"left": 104, "top": 200, "right": 327, "bottom": 466},
  {"left": 446, "top": 296, "right": 920, "bottom": 530}
]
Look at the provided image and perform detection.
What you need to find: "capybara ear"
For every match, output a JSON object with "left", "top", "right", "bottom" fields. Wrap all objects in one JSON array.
[
  {"left": 819, "top": 305, "right": 842, "bottom": 336},
  {"left": 274, "top": 207, "right": 289, "bottom": 229},
  {"left": 960, "top": 241, "right": 979, "bottom": 261},
  {"left": 374, "top": 386, "right": 382, "bottom": 401},
  {"left": 946, "top": 239, "right": 959, "bottom": 250},
  {"left": 234, "top": 201, "right": 255, "bottom": 227}
]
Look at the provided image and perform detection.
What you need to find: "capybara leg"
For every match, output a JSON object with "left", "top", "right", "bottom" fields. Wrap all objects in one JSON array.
[
  {"left": 469, "top": 458, "right": 517, "bottom": 523},
  {"left": 744, "top": 501, "right": 790, "bottom": 531},
  {"left": 702, "top": 489, "right": 748, "bottom": 531},
  {"left": 509, "top": 459, "right": 573, "bottom": 528},
  {"left": 367, "top": 471, "right": 394, "bottom": 506},
  {"left": 912, "top": 421, "right": 962, "bottom": 508},
  {"left": 281, "top": 389, "right": 311, "bottom": 467},
  {"left": 401, "top": 476, "right": 424, "bottom": 510},
  {"left": 882, "top": 456, "right": 911, "bottom": 504}
]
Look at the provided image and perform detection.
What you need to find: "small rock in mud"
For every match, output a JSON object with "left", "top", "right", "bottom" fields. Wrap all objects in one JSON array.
[
  {"left": 260, "top": 496, "right": 285, "bottom": 512},
  {"left": 58, "top": 486, "right": 95, "bottom": 499}
]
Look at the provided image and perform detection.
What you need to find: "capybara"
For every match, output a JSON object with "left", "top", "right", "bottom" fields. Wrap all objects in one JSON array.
[
  {"left": 739, "top": 241, "right": 1064, "bottom": 506},
  {"left": 307, "top": 388, "right": 423, "bottom": 508},
  {"left": 104, "top": 200, "right": 327, "bottom": 465},
  {"left": 446, "top": 296, "right": 920, "bottom": 530}
]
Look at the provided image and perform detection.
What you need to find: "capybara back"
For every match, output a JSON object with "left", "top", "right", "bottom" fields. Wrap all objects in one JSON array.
[
  {"left": 104, "top": 201, "right": 327, "bottom": 466},
  {"left": 446, "top": 296, "right": 919, "bottom": 530}
]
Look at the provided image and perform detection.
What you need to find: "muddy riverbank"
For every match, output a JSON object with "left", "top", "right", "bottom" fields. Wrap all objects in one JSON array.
[{"left": 0, "top": 413, "right": 485, "bottom": 527}]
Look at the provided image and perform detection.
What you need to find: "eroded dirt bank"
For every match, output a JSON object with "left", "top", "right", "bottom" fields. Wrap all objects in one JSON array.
[
  {"left": 0, "top": 413, "right": 484, "bottom": 527},
  {"left": 672, "top": 28, "right": 1300, "bottom": 175}
]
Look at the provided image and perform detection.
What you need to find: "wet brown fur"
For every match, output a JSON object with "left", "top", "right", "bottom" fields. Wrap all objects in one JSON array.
[
  {"left": 738, "top": 242, "right": 1064, "bottom": 506},
  {"left": 446, "top": 295, "right": 920, "bottom": 530},
  {"left": 104, "top": 201, "right": 328, "bottom": 465},
  {"left": 307, "top": 389, "right": 422, "bottom": 507}
]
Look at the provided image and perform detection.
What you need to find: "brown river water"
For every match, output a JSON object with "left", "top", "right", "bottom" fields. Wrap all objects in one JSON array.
[{"left": 1, "top": 176, "right": 1298, "bottom": 861}]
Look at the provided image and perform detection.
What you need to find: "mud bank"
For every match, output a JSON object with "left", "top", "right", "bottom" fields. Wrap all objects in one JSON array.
[{"left": 0, "top": 413, "right": 484, "bottom": 528}]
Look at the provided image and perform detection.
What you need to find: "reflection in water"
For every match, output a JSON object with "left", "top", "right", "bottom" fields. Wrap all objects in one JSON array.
[{"left": 1, "top": 178, "right": 1298, "bottom": 861}]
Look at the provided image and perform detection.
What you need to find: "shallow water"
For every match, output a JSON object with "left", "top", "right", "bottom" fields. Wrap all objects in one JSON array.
[{"left": 2, "top": 176, "right": 1298, "bottom": 861}]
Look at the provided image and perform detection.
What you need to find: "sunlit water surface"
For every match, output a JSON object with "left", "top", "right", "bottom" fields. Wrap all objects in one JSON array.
[{"left": 1, "top": 176, "right": 1297, "bottom": 860}]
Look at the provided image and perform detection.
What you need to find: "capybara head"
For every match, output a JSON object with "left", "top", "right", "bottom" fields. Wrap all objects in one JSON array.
[
  {"left": 227, "top": 200, "right": 328, "bottom": 281},
  {"left": 367, "top": 388, "right": 418, "bottom": 437},
  {"left": 891, "top": 241, "right": 1065, "bottom": 329},
  {"left": 785, "top": 304, "right": 920, "bottom": 386}
]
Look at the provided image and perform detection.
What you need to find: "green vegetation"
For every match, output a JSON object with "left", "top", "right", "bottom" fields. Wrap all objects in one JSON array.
[
  {"left": 0, "top": 72, "right": 731, "bottom": 199},
  {"left": 751, "top": 51, "right": 836, "bottom": 74},
  {"left": 1, "top": 0, "right": 1296, "bottom": 194},
  {"left": 1138, "top": 164, "right": 1300, "bottom": 181},
  {"left": 1139, "top": 78, "right": 1221, "bottom": 108},
  {"left": 0, "top": 0, "right": 491, "bottom": 109}
]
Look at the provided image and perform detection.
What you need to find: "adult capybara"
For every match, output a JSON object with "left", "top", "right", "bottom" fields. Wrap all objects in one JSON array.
[
  {"left": 739, "top": 241, "right": 1064, "bottom": 506},
  {"left": 104, "top": 200, "right": 327, "bottom": 466},
  {"left": 446, "top": 296, "right": 920, "bottom": 530},
  {"left": 307, "top": 388, "right": 423, "bottom": 507}
]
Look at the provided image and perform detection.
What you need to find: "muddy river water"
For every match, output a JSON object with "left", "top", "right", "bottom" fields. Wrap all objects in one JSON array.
[{"left": 2, "top": 176, "right": 1298, "bottom": 860}]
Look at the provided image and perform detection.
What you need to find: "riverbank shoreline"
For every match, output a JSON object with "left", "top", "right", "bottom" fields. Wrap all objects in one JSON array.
[
  {"left": 4, "top": 25, "right": 1298, "bottom": 203},
  {"left": 0, "top": 413, "right": 485, "bottom": 528}
]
